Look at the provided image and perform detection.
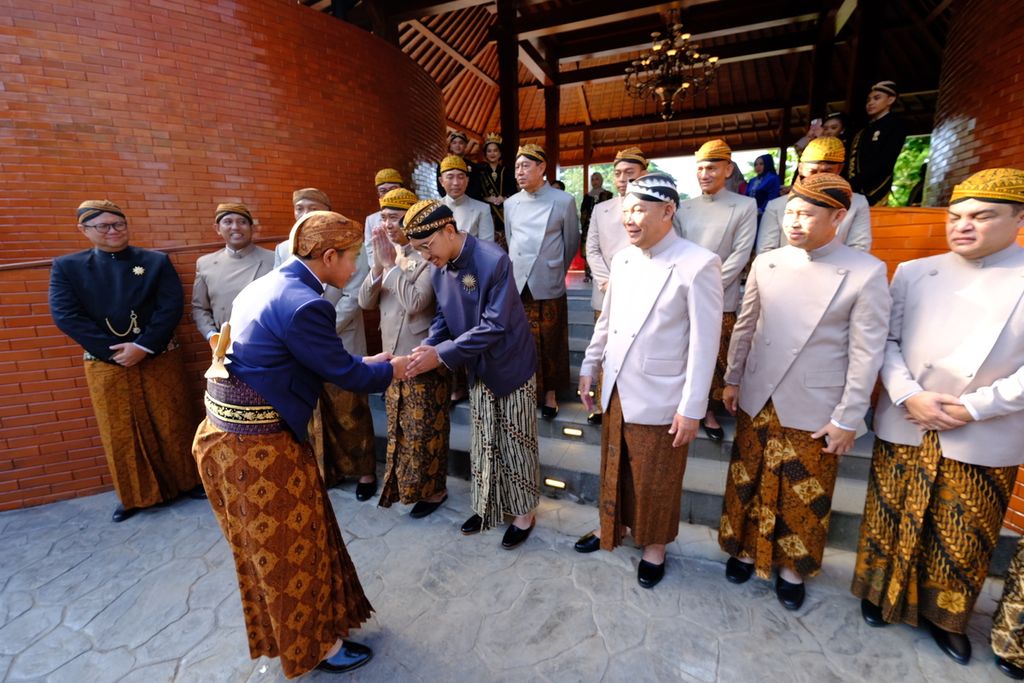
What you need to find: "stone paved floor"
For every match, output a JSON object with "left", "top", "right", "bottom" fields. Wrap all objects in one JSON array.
[{"left": 0, "top": 477, "right": 1011, "bottom": 682}]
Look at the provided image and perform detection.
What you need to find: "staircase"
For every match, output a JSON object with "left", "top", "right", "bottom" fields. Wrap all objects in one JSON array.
[{"left": 367, "top": 273, "right": 1016, "bottom": 574}]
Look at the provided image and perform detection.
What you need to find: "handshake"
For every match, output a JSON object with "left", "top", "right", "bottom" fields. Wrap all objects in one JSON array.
[{"left": 365, "top": 345, "right": 443, "bottom": 382}]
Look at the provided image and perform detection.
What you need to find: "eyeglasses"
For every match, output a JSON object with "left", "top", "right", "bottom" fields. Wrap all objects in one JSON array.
[
  {"left": 81, "top": 220, "right": 128, "bottom": 234},
  {"left": 413, "top": 232, "right": 441, "bottom": 254}
]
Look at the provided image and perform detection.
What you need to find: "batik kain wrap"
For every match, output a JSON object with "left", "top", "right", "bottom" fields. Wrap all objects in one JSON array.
[
  {"left": 319, "top": 385, "right": 377, "bottom": 487},
  {"left": 193, "top": 378, "right": 371, "bottom": 679},
  {"left": 718, "top": 401, "right": 839, "bottom": 579},
  {"left": 469, "top": 376, "right": 541, "bottom": 530},
  {"left": 378, "top": 368, "right": 451, "bottom": 507},
  {"left": 851, "top": 432, "right": 1015, "bottom": 633},
  {"left": 520, "top": 288, "right": 570, "bottom": 401},
  {"left": 709, "top": 312, "right": 737, "bottom": 410},
  {"left": 599, "top": 390, "right": 688, "bottom": 551},
  {"left": 993, "top": 537, "right": 1024, "bottom": 666},
  {"left": 83, "top": 346, "right": 200, "bottom": 509}
]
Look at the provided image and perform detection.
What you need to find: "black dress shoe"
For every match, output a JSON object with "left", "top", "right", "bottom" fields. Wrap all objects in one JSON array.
[
  {"left": 587, "top": 412, "right": 603, "bottom": 425},
  {"left": 540, "top": 405, "right": 559, "bottom": 420},
  {"left": 637, "top": 559, "right": 665, "bottom": 588},
  {"left": 355, "top": 478, "right": 377, "bottom": 502},
  {"left": 111, "top": 505, "right": 137, "bottom": 523},
  {"left": 461, "top": 514, "right": 482, "bottom": 535},
  {"left": 574, "top": 531, "right": 601, "bottom": 553},
  {"left": 700, "top": 419, "right": 724, "bottom": 442},
  {"left": 775, "top": 575, "right": 805, "bottom": 610},
  {"left": 410, "top": 494, "right": 447, "bottom": 519},
  {"left": 188, "top": 485, "right": 208, "bottom": 500},
  {"left": 926, "top": 619, "right": 971, "bottom": 665},
  {"left": 725, "top": 557, "right": 754, "bottom": 584},
  {"left": 316, "top": 640, "right": 373, "bottom": 674},
  {"left": 501, "top": 519, "right": 535, "bottom": 549},
  {"left": 997, "top": 655, "right": 1024, "bottom": 680},
  {"left": 860, "top": 599, "right": 887, "bottom": 627}
]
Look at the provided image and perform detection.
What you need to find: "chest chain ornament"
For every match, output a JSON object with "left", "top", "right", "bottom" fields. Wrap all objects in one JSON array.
[{"left": 106, "top": 310, "right": 141, "bottom": 336}]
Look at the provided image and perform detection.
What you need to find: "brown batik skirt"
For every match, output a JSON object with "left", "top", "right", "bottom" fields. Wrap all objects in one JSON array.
[
  {"left": 599, "top": 390, "right": 688, "bottom": 550},
  {"left": 709, "top": 312, "right": 737, "bottom": 413},
  {"left": 378, "top": 369, "right": 451, "bottom": 507},
  {"left": 83, "top": 347, "right": 200, "bottom": 509},
  {"left": 993, "top": 537, "right": 1024, "bottom": 665},
  {"left": 718, "top": 401, "right": 839, "bottom": 579},
  {"left": 319, "top": 384, "right": 377, "bottom": 487},
  {"left": 521, "top": 288, "right": 570, "bottom": 400},
  {"left": 194, "top": 381, "right": 371, "bottom": 678},
  {"left": 851, "top": 432, "right": 1015, "bottom": 633}
]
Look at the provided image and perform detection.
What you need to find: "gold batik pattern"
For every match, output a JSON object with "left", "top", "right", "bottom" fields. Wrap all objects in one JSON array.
[
  {"left": 521, "top": 290, "right": 570, "bottom": 400},
  {"left": 993, "top": 537, "right": 1024, "bottom": 665},
  {"left": 378, "top": 369, "right": 451, "bottom": 507},
  {"left": 718, "top": 401, "right": 838, "bottom": 579},
  {"left": 851, "top": 433, "right": 1015, "bottom": 633},
  {"left": 83, "top": 347, "right": 200, "bottom": 509},
  {"left": 193, "top": 419, "right": 371, "bottom": 679},
  {"left": 319, "top": 384, "right": 377, "bottom": 487},
  {"left": 709, "top": 312, "right": 737, "bottom": 410}
]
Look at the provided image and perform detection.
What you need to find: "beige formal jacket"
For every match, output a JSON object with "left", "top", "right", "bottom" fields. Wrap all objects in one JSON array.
[
  {"left": 676, "top": 189, "right": 758, "bottom": 312},
  {"left": 580, "top": 230, "right": 723, "bottom": 425},
  {"left": 444, "top": 194, "right": 495, "bottom": 242},
  {"left": 725, "top": 241, "right": 891, "bottom": 433},
  {"left": 192, "top": 244, "right": 275, "bottom": 339},
  {"left": 874, "top": 244, "right": 1024, "bottom": 467},
  {"left": 504, "top": 182, "right": 580, "bottom": 299},
  {"left": 357, "top": 246, "right": 435, "bottom": 356},
  {"left": 756, "top": 192, "right": 872, "bottom": 255}
]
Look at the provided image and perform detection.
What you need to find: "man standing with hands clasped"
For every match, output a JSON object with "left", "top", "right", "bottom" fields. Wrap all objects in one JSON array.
[{"left": 574, "top": 174, "right": 723, "bottom": 589}]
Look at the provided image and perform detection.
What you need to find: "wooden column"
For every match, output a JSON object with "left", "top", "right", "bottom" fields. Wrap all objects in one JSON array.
[
  {"left": 544, "top": 84, "right": 560, "bottom": 182},
  {"left": 807, "top": 2, "right": 839, "bottom": 120},
  {"left": 844, "top": 0, "right": 884, "bottom": 133},
  {"left": 496, "top": 0, "right": 520, "bottom": 165},
  {"left": 582, "top": 128, "right": 592, "bottom": 193},
  {"left": 362, "top": 1, "right": 399, "bottom": 46}
]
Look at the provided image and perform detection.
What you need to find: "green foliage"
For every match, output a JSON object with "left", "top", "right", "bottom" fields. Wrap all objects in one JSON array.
[
  {"left": 888, "top": 136, "right": 930, "bottom": 207},
  {"left": 558, "top": 159, "right": 677, "bottom": 207}
]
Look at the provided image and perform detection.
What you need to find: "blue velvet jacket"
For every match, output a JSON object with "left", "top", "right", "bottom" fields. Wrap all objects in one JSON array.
[
  {"left": 227, "top": 258, "right": 392, "bottom": 439},
  {"left": 49, "top": 246, "right": 183, "bottom": 362},
  {"left": 424, "top": 234, "right": 536, "bottom": 397}
]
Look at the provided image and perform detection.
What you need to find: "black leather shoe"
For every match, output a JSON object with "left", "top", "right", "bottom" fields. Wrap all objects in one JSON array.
[
  {"left": 587, "top": 412, "right": 603, "bottom": 425},
  {"left": 316, "top": 640, "right": 373, "bottom": 674},
  {"left": 355, "top": 478, "right": 377, "bottom": 502},
  {"left": 997, "top": 655, "right": 1024, "bottom": 680},
  {"left": 637, "top": 559, "right": 665, "bottom": 588},
  {"left": 188, "top": 485, "right": 208, "bottom": 500},
  {"left": 501, "top": 519, "right": 535, "bottom": 549},
  {"left": 410, "top": 494, "right": 447, "bottom": 519},
  {"left": 775, "top": 575, "right": 805, "bottom": 610},
  {"left": 461, "top": 514, "right": 482, "bottom": 535},
  {"left": 700, "top": 419, "right": 724, "bottom": 442},
  {"left": 111, "top": 505, "right": 137, "bottom": 523},
  {"left": 540, "top": 405, "right": 559, "bottom": 420},
  {"left": 725, "top": 557, "right": 754, "bottom": 584},
  {"left": 574, "top": 531, "right": 601, "bottom": 553},
  {"left": 860, "top": 599, "right": 887, "bottom": 627},
  {"left": 927, "top": 619, "right": 971, "bottom": 665}
]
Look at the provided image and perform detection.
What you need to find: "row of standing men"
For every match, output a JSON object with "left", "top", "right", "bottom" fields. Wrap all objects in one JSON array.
[{"left": 48, "top": 140, "right": 1024, "bottom": 679}]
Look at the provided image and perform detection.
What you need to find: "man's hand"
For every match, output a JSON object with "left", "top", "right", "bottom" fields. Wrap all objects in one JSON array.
[
  {"left": 407, "top": 345, "right": 441, "bottom": 378},
  {"left": 811, "top": 422, "right": 856, "bottom": 455},
  {"left": 668, "top": 413, "right": 699, "bottom": 448},
  {"left": 363, "top": 351, "right": 393, "bottom": 364},
  {"left": 372, "top": 228, "right": 397, "bottom": 271},
  {"left": 722, "top": 384, "right": 739, "bottom": 416},
  {"left": 904, "top": 391, "right": 967, "bottom": 431},
  {"left": 578, "top": 375, "right": 594, "bottom": 413},
  {"left": 390, "top": 355, "right": 409, "bottom": 381},
  {"left": 109, "top": 343, "right": 148, "bottom": 367}
]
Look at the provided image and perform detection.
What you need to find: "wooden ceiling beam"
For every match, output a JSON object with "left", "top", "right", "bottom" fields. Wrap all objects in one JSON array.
[
  {"left": 516, "top": 1, "right": 695, "bottom": 41},
  {"left": 394, "top": 0, "right": 492, "bottom": 22},
  {"left": 518, "top": 40, "right": 555, "bottom": 86},
  {"left": 406, "top": 19, "right": 498, "bottom": 88}
]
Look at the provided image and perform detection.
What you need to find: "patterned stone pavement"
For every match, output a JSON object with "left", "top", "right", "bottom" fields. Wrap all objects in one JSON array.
[{"left": 0, "top": 476, "right": 1011, "bottom": 682}]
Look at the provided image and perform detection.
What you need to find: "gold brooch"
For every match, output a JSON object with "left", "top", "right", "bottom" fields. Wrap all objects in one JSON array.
[
  {"left": 872, "top": 131, "right": 880, "bottom": 142},
  {"left": 132, "top": 266, "right": 145, "bottom": 276},
  {"left": 461, "top": 273, "right": 477, "bottom": 292}
]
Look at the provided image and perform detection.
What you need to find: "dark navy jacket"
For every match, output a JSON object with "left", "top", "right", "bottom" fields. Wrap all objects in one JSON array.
[
  {"left": 425, "top": 234, "right": 536, "bottom": 397},
  {"left": 49, "top": 246, "right": 183, "bottom": 362},
  {"left": 227, "top": 258, "right": 392, "bottom": 439}
]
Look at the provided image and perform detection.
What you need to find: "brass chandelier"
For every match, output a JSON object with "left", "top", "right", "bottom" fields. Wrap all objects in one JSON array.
[{"left": 624, "top": 15, "right": 719, "bottom": 121}]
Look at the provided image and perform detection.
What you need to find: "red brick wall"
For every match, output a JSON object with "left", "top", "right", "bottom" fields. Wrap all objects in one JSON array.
[
  {"left": 0, "top": 0, "right": 445, "bottom": 510},
  {"left": 927, "top": 0, "right": 1024, "bottom": 206}
]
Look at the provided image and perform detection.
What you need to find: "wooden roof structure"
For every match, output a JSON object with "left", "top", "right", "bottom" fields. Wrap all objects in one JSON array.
[{"left": 303, "top": 1, "right": 953, "bottom": 171}]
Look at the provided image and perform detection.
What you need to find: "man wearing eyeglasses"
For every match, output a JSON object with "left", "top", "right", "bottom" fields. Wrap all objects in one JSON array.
[{"left": 49, "top": 199, "right": 203, "bottom": 523}]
